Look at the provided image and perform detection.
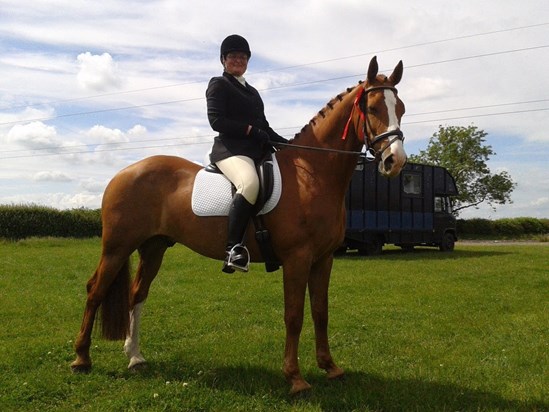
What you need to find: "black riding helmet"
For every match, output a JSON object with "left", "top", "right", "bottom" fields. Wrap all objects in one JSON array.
[{"left": 220, "top": 34, "right": 251, "bottom": 62}]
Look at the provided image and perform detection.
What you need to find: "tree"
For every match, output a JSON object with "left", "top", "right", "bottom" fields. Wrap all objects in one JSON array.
[{"left": 408, "top": 125, "right": 516, "bottom": 214}]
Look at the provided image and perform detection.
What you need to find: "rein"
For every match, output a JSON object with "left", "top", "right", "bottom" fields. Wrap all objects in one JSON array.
[{"left": 273, "top": 142, "right": 376, "bottom": 162}]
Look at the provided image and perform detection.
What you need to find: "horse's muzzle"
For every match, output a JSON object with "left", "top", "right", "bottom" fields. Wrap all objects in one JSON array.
[{"left": 378, "top": 139, "right": 407, "bottom": 178}]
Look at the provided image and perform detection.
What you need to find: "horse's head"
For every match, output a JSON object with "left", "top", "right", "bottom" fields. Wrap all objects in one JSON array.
[{"left": 358, "top": 56, "right": 407, "bottom": 178}]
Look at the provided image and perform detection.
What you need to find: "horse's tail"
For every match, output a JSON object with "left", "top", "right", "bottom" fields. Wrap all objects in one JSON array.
[{"left": 100, "top": 259, "right": 131, "bottom": 341}]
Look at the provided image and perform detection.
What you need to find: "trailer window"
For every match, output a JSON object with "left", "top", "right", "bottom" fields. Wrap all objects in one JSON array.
[
  {"left": 403, "top": 173, "right": 421, "bottom": 195},
  {"left": 435, "top": 196, "right": 452, "bottom": 212},
  {"left": 435, "top": 196, "right": 443, "bottom": 212}
]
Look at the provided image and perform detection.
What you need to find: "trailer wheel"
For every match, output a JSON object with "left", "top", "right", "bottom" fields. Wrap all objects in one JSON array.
[
  {"left": 363, "top": 237, "right": 383, "bottom": 255},
  {"left": 439, "top": 232, "right": 455, "bottom": 252}
]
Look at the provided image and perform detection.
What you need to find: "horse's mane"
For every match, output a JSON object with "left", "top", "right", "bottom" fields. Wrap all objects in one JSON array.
[{"left": 293, "top": 81, "right": 364, "bottom": 139}]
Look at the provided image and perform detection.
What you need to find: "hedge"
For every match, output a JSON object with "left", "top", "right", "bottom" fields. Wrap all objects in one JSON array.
[
  {"left": 457, "top": 217, "right": 549, "bottom": 238},
  {"left": 0, "top": 205, "right": 101, "bottom": 240},
  {"left": 1, "top": 205, "right": 548, "bottom": 240}
]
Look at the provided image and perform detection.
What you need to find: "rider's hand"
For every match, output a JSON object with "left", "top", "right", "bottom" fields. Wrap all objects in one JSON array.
[{"left": 250, "top": 127, "right": 270, "bottom": 145}]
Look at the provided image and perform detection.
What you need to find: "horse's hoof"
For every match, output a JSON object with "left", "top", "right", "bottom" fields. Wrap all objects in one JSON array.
[
  {"left": 326, "top": 366, "right": 345, "bottom": 380},
  {"left": 71, "top": 362, "right": 92, "bottom": 374},
  {"left": 128, "top": 356, "right": 147, "bottom": 371},
  {"left": 289, "top": 380, "right": 312, "bottom": 396},
  {"left": 129, "top": 362, "right": 148, "bottom": 372}
]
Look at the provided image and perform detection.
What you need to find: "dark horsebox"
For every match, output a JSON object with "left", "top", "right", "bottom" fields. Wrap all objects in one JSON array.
[{"left": 342, "top": 161, "right": 459, "bottom": 254}]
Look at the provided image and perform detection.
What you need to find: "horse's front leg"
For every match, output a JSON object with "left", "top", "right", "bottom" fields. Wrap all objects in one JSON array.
[
  {"left": 309, "top": 254, "right": 344, "bottom": 380},
  {"left": 282, "top": 258, "right": 312, "bottom": 394},
  {"left": 124, "top": 302, "right": 147, "bottom": 369}
]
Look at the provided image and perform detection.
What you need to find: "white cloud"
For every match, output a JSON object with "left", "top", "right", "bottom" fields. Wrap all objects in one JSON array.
[
  {"left": 86, "top": 125, "right": 129, "bottom": 144},
  {"left": 0, "top": 191, "right": 102, "bottom": 210},
  {"left": 531, "top": 197, "right": 549, "bottom": 207},
  {"left": 78, "top": 178, "right": 107, "bottom": 193},
  {"left": 404, "top": 77, "right": 453, "bottom": 102},
  {"left": 63, "top": 192, "right": 102, "bottom": 209},
  {"left": 77, "top": 52, "right": 122, "bottom": 91},
  {"left": 33, "top": 171, "right": 73, "bottom": 182},
  {"left": 45, "top": 192, "right": 103, "bottom": 209},
  {"left": 128, "top": 124, "right": 147, "bottom": 137},
  {"left": 0, "top": 107, "right": 56, "bottom": 129},
  {"left": 6, "top": 121, "right": 59, "bottom": 149}
]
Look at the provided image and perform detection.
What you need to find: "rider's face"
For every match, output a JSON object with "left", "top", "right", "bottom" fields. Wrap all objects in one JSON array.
[{"left": 223, "top": 52, "right": 249, "bottom": 77}]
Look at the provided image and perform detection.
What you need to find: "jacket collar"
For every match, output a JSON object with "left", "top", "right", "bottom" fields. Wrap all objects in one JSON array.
[{"left": 223, "top": 71, "right": 251, "bottom": 92}]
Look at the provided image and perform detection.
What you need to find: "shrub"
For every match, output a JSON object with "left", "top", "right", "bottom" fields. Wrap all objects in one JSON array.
[
  {"left": 0, "top": 205, "right": 101, "bottom": 240},
  {"left": 1, "top": 204, "right": 547, "bottom": 241},
  {"left": 457, "top": 218, "right": 494, "bottom": 236},
  {"left": 493, "top": 218, "right": 523, "bottom": 237},
  {"left": 456, "top": 217, "right": 548, "bottom": 239},
  {"left": 514, "top": 217, "right": 547, "bottom": 234}
]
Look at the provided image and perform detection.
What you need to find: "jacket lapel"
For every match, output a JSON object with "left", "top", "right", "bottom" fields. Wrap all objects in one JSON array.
[{"left": 223, "top": 72, "right": 253, "bottom": 94}]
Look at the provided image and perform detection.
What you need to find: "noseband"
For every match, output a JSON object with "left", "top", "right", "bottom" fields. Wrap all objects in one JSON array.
[{"left": 342, "top": 85, "right": 404, "bottom": 161}]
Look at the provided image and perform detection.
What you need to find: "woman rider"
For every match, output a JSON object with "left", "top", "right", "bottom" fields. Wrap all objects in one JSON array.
[{"left": 206, "top": 34, "right": 288, "bottom": 273}]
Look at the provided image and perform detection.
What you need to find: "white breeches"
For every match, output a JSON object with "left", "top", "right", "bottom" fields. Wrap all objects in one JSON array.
[{"left": 215, "top": 155, "right": 259, "bottom": 204}]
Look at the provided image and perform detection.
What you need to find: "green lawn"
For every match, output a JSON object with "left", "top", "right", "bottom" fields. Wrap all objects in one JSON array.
[{"left": 0, "top": 238, "right": 547, "bottom": 411}]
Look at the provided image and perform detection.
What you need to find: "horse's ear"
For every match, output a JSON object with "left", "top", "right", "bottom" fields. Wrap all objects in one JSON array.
[
  {"left": 389, "top": 60, "right": 403, "bottom": 86},
  {"left": 367, "top": 56, "right": 378, "bottom": 83}
]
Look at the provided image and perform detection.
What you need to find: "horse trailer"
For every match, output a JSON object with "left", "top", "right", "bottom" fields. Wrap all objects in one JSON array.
[{"left": 342, "top": 161, "right": 458, "bottom": 254}]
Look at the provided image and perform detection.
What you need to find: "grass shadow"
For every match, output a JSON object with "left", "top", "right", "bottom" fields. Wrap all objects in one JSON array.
[
  {"left": 127, "top": 357, "right": 547, "bottom": 411},
  {"left": 313, "top": 370, "right": 547, "bottom": 411}
]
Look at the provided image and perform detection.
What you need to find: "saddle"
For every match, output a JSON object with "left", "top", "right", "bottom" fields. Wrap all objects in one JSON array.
[
  {"left": 191, "top": 153, "right": 281, "bottom": 272},
  {"left": 192, "top": 153, "right": 281, "bottom": 217}
]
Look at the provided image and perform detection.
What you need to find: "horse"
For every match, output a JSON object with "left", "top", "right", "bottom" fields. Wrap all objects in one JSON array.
[{"left": 71, "top": 56, "right": 407, "bottom": 395}]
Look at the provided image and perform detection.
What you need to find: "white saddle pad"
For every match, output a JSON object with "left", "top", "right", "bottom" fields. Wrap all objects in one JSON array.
[{"left": 191, "top": 155, "right": 282, "bottom": 217}]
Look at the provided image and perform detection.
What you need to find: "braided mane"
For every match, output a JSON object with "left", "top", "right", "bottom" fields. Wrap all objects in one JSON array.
[{"left": 294, "top": 81, "right": 364, "bottom": 139}]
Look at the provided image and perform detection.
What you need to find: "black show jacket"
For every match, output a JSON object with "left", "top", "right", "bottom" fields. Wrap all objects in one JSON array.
[{"left": 206, "top": 72, "right": 282, "bottom": 163}]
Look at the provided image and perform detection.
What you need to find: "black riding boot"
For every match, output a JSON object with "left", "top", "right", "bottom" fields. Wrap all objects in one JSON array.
[{"left": 222, "top": 194, "right": 255, "bottom": 273}]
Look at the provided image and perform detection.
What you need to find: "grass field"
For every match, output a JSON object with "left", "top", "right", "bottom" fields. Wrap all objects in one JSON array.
[{"left": 0, "top": 238, "right": 547, "bottom": 411}]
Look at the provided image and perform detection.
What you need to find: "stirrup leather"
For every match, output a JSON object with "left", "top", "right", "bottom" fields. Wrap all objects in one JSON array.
[{"left": 224, "top": 244, "right": 250, "bottom": 272}]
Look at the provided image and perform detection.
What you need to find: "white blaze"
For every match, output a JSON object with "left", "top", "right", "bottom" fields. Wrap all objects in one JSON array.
[
  {"left": 384, "top": 89, "right": 400, "bottom": 131},
  {"left": 379, "top": 89, "right": 406, "bottom": 177}
]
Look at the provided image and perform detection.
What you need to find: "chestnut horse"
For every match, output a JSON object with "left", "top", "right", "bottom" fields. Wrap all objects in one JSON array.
[{"left": 71, "top": 56, "right": 407, "bottom": 394}]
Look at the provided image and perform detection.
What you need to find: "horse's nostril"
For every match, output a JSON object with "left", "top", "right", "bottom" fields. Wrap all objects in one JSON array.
[{"left": 383, "top": 154, "right": 394, "bottom": 171}]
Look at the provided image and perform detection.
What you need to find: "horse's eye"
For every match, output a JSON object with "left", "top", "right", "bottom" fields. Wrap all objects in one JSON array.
[{"left": 367, "top": 106, "right": 377, "bottom": 114}]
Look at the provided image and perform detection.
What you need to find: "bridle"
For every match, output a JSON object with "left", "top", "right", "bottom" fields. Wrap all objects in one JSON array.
[
  {"left": 273, "top": 84, "right": 405, "bottom": 162},
  {"left": 342, "top": 84, "right": 404, "bottom": 161}
]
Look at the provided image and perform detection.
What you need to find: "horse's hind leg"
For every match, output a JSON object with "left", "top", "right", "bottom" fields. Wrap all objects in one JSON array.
[
  {"left": 72, "top": 273, "right": 101, "bottom": 372},
  {"left": 124, "top": 237, "right": 170, "bottom": 369},
  {"left": 72, "top": 253, "right": 130, "bottom": 372},
  {"left": 308, "top": 255, "right": 344, "bottom": 380}
]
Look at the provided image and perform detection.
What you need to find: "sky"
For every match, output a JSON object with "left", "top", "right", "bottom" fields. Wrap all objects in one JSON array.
[{"left": 1, "top": 0, "right": 548, "bottom": 219}]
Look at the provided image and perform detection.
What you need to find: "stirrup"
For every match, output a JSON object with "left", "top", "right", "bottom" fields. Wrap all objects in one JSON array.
[{"left": 222, "top": 244, "right": 250, "bottom": 273}]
